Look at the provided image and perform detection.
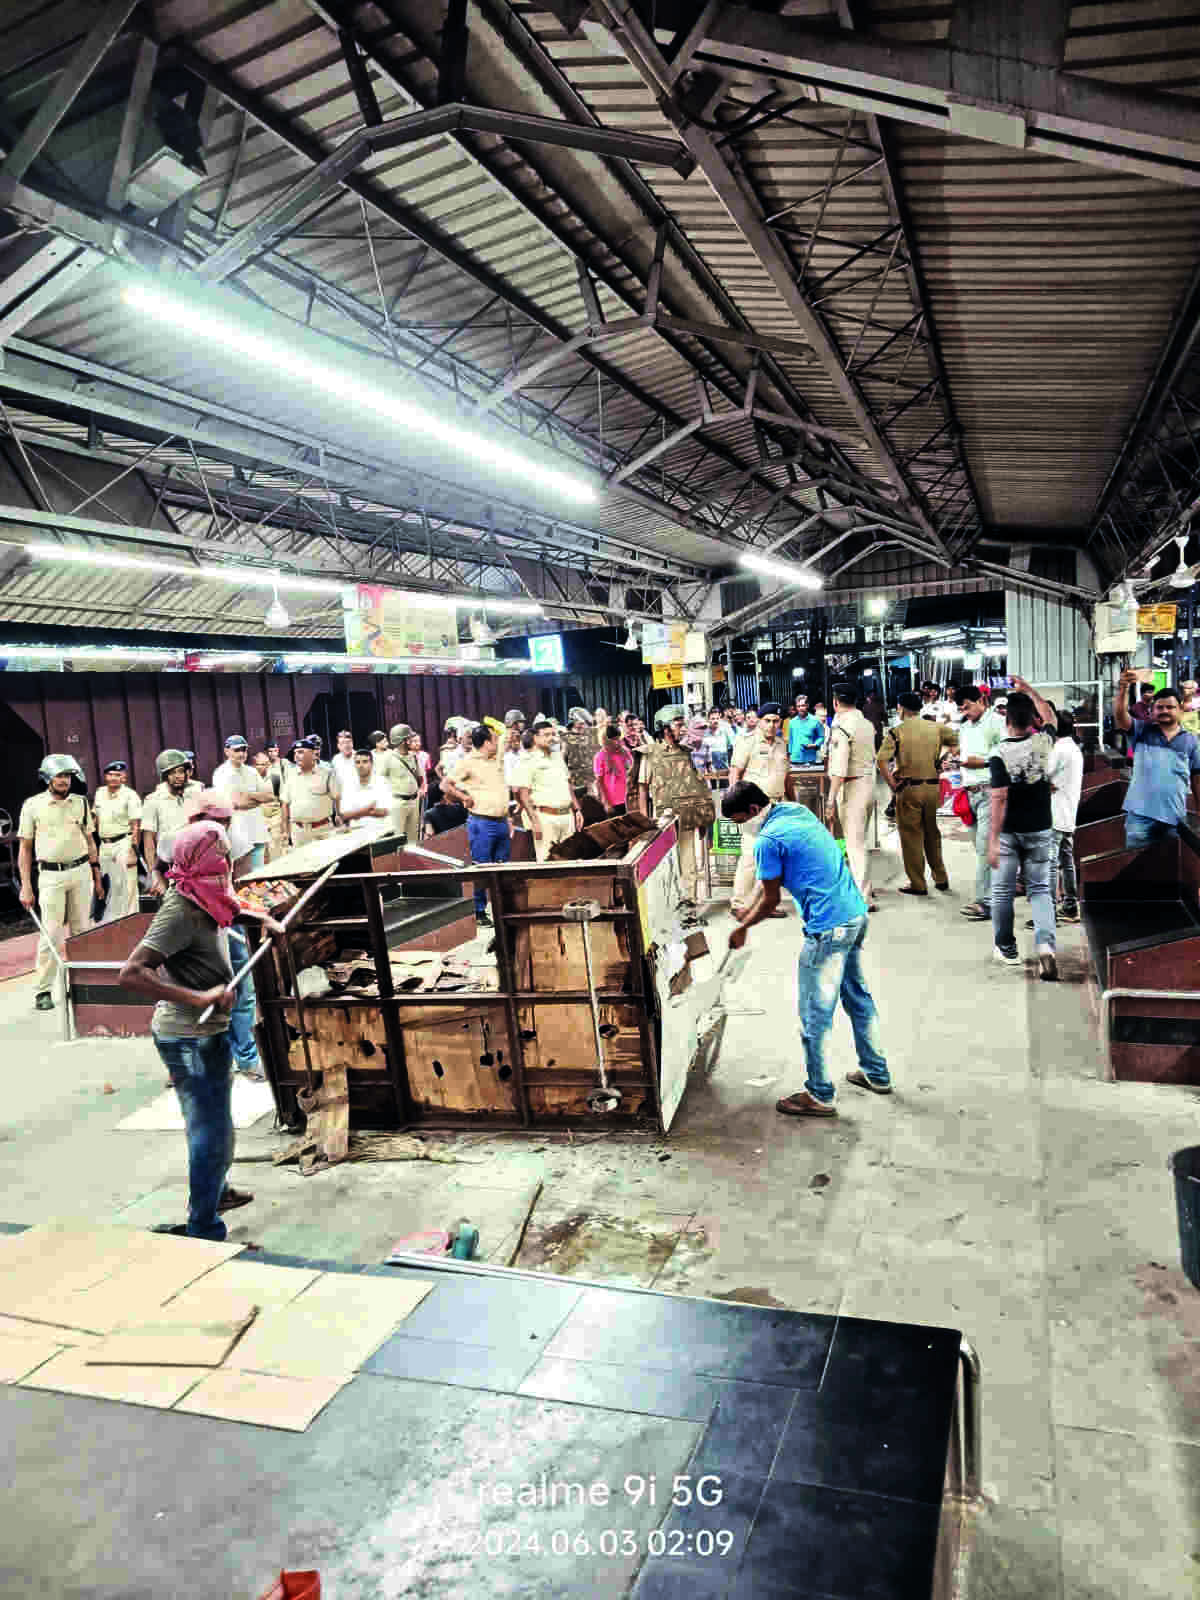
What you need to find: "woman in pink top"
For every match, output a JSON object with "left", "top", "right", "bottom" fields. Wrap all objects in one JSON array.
[{"left": 593, "top": 724, "right": 633, "bottom": 814}]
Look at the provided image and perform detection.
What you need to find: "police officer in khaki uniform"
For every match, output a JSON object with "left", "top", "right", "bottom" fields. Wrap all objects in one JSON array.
[
  {"left": 640, "top": 704, "right": 717, "bottom": 921},
  {"left": 380, "top": 723, "right": 423, "bottom": 843},
  {"left": 729, "top": 702, "right": 793, "bottom": 914},
  {"left": 141, "top": 749, "right": 203, "bottom": 896},
  {"left": 252, "top": 750, "right": 287, "bottom": 862},
  {"left": 93, "top": 760, "right": 142, "bottom": 923},
  {"left": 514, "top": 718, "right": 582, "bottom": 861},
  {"left": 280, "top": 739, "right": 340, "bottom": 846},
  {"left": 824, "top": 684, "right": 879, "bottom": 910},
  {"left": 18, "top": 755, "right": 102, "bottom": 1009},
  {"left": 878, "top": 690, "right": 959, "bottom": 894}
]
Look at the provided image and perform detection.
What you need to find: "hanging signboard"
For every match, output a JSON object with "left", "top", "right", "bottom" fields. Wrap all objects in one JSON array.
[
  {"left": 1137, "top": 603, "right": 1178, "bottom": 635},
  {"left": 641, "top": 620, "right": 688, "bottom": 666},
  {"left": 343, "top": 585, "right": 459, "bottom": 659},
  {"left": 651, "top": 663, "right": 684, "bottom": 688}
]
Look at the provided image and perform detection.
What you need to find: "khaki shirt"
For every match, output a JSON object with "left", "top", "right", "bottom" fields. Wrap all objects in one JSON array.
[
  {"left": 878, "top": 715, "right": 958, "bottom": 780},
  {"left": 282, "top": 767, "right": 339, "bottom": 825},
  {"left": 827, "top": 710, "right": 877, "bottom": 782},
  {"left": 377, "top": 747, "right": 421, "bottom": 800},
  {"left": 515, "top": 748, "right": 573, "bottom": 809},
  {"left": 453, "top": 751, "right": 509, "bottom": 818},
  {"left": 153, "top": 778, "right": 202, "bottom": 801},
  {"left": 18, "top": 790, "right": 93, "bottom": 864},
  {"left": 732, "top": 731, "right": 790, "bottom": 800},
  {"left": 93, "top": 785, "right": 142, "bottom": 839},
  {"left": 141, "top": 786, "right": 199, "bottom": 863}
]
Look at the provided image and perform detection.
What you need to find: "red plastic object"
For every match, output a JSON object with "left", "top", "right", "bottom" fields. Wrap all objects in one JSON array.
[{"left": 257, "top": 1572, "right": 320, "bottom": 1600}]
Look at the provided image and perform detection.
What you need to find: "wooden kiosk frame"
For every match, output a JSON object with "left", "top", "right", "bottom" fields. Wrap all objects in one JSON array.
[{"left": 244, "top": 821, "right": 702, "bottom": 1136}]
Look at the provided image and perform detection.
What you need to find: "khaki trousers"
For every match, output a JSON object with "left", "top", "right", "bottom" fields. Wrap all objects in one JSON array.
[
  {"left": 533, "top": 810, "right": 575, "bottom": 862},
  {"left": 34, "top": 861, "right": 92, "bottom": 993},
  {"left": 389, "top": 796, "right": 421, "bottom": 845},
  {"left": 98, "top": 839, "right": 139, "bottom": 923},
  {"left": 265, "top": 818, "right": 286, "bottom": 863},
  {"left": 290, "top": 819, "right": 334, "bottom": 848},
  {"left": 836, "top": 778, "right": 876, "bottom": 902},
  {"left": 677, "top": 827, "right": 700, "bottom": 902},
  {"left": 896, "top": 784, "right": 948, "bottom": 891}
]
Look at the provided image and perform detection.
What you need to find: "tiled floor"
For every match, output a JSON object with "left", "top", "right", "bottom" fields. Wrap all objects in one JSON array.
[{"left": 0, "top": 1231, "right": 960, "bottom": 1599}]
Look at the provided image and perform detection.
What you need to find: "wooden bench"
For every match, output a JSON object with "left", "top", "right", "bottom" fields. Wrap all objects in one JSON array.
[{"left": 1079, "top": 826, "right": 1200, "bottom": 1083}]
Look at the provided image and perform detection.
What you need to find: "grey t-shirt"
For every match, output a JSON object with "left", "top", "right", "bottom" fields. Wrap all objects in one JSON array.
[{"left": 143, "top": 886, "right": 233, "bottom": 1038}]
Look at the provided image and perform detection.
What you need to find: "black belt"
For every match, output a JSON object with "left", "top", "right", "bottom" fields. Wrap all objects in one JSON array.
[
  {"left": 900, "top": 778, "right": 939, "bottom": 786},
  {"left": 39, "top": 855, "right": 88, "bottom": 871},
  {"left": 100, "top": 833, "right": 131, "bottom": 842}
]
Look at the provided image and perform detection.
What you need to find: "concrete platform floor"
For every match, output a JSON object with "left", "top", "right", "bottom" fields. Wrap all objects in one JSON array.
[{"left": 1, "top": 813, "right": 1198, "bottom": 1597}]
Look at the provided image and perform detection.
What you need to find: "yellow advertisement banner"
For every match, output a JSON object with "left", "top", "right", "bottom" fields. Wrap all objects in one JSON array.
[
  {"left": 343, "top": 585, "right": 459, "bottom": 659},
  {"left": 651, "top": 663, "right": 683, "bottom": 688},
  {"left": 1136, "top": 603, "right": 1177, "bottom": 635}
]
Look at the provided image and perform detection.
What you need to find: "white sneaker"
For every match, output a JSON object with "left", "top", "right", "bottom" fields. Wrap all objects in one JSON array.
[{"left": 992, "top": 945, "right": 1021, "bottom": 967}]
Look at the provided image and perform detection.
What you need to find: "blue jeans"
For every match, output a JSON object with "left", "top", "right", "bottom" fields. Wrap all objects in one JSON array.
[
  {"left": 467, "top": 815, "right": 511, "bottom": 915},
  {"left": 1125, "top": 811, "right": 1178, "bottom": 850},
  {"left": 966, "top": 784, "right": 992, "bottom": 908},
  {"left": 991, "top": 829, "right": 1055, "bottom": 954},
  {"left": 226, "top": 928, "right": 260, "bottom": 1071},
  {"left": 152, "top": 1030, "right": 235, "bottom": 1240},
  {"left": 796, "top": 916, "right": 889, "bottom": 1104}
]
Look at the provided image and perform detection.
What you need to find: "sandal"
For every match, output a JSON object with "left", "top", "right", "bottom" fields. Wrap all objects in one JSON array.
[{"left": 776, "top": 1091, "right": 838, "bottom": 1118}]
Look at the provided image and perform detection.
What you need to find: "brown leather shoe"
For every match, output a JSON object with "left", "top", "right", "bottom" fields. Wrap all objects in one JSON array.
[
  {"left": 217, "top": 1186, "right": 254, "bottom": 1214},
  {"left": 776, "top": 1091, "right": 838, "bottom": 1117},
  {"left": 846, "top": 1069, "right": 893, "bottom": 1096}
]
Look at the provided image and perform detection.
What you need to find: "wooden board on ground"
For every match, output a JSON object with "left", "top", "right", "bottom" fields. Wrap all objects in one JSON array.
[
  {"left": 289, "top": 1061, "right": 350, "bottom": 1174},
  {"left": 174, "top": 1369, "right": 349, "bottom": 1432},
  {"left": 0, "top": 1331, "right": 70, "bottom": 1383},
  {"left": 21, "top": 1347, "right": 210, "bottom": 1409},
  {"left": 166, "top": 1261, "right": 320, "bottom": 1313},
  {"left": 86, "top": 1297, "right": 259, "bottom": 1368}
]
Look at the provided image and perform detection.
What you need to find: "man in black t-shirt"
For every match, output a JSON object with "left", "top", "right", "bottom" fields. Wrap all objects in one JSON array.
[
  {"left": 423, "top": 798, "right": 468, "bottom": 838},
  {"left": 987, "top": 684, "right": 1058, "bottom": 980}
]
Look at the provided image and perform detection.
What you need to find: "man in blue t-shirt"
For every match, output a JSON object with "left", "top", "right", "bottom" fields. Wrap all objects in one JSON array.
[
  {"left": 1113, "top": 671, "right": 1200, "bottom": 847},
  {"left": 724, "top": 782, "right": 891, "bottom": 1116},
  {"left": 785, "top": 694, "right": 825, "bottom": 766}
]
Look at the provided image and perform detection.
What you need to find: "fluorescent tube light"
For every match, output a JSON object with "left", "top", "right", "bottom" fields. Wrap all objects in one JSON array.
[
  {"left": 738, "top": 552, "right": 824, "bottom": 590},
  {"left": 123, "top": 279, "right": 598, "bottom": 506},
  {"left": 0, "top": 645, "right": 177, "bottom": 661},
  {"left": 28, "top": 543, "right": 187, "bottom": 577},
  {"left": 931, "top": 647, "right": 964, "bottom": 660},
  {"left": 198, "top": 566, "right": 348, "bottom": 595}
]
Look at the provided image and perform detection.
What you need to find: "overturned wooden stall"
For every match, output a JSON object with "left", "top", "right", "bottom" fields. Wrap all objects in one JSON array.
[{"left": 244, "top": 816, "right": 712, "bottom": 1137}]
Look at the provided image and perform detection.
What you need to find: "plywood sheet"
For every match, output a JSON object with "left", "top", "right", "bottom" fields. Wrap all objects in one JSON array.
[
  {"left": 20, "top": 1347, "right": 209, "bottom": 1409},
  {"left": 0, "top": 1332, "right": 68, "bottom": 1383},
  {"left": 503, "top": 871, "right": 619, "bottom": 913},
  {"left": 234, "top": 1273, "right": 434, "bottom": 1379},
  {"left": 86, "top": 1298, "right": 259, "bottom": 1368},
  {"left": 4, "top": 1233, "right": 241, "bottom": 1334},
  {"left": 174, "top": 1370, "right": 349, "bottom": 1432},
  {"left": 401, "top": 1005, "right": 517, "bottom": 1113},
  {"left": 514, "top": 919, "right": 631, "bottom": 992},
  {"left": 166, "top": 1260, "right": 320, "bottom": 1313},
  {"left": 286, "top": 1002, "right": 389, "bottom": 1079},
  {"left": 518, "top": 1002, "right": 647, "bottom": 1077}
]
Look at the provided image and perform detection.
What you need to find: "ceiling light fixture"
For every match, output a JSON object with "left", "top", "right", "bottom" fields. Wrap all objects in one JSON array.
[
  {"left": 265, "top": 587, "right": 290, "bottom": 630},
  {"left": 738, "top": 551, "right": 824, "bottom": 591},
  {"left": 123, "top": 278, "right": 598, "bottom": 506}
]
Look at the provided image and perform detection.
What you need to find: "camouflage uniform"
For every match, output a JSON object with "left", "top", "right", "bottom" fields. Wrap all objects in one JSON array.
[
  {"left": 563, "top": 730, "right": 597, "bottom": 795},
  {"left": 643, "top": 741, "right": 716, "bottom": 905}
]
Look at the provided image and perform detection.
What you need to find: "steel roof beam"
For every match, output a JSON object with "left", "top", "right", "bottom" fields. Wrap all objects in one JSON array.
[
  {"left": 0, "top": 0, "right": 140, "bottom": 182},
  {"left": 195, "top": 103, "right": 693, "bottom": 283},
  {"left": 589, "top": 0, "right": 951, "bottom": 563},
  {"left": 0, "top": 341, "right": 705, "bottom": 582},
  {"left": 698, "top": 4, "right": 1200, "bottom": 189}
]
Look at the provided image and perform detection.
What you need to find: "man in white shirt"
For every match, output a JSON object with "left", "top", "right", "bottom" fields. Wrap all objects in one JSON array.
[
  {"left": 1046, "top": 709, "right": 1084, "bottom": 923},
  {"left": 331, "top": 729, "right": 357, "bottom": 791},
  {"left": 337, "top": 749, "right": 392, "bottom": 830},
  {"left": 211, "top": 735, "right": 271, "bottom": 876},
  {"left": 702, "top": 708, "right": 733, "bottom": 771},
  {"left": 956, "top": 686, "right": 1007, "bottom": 921}
]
